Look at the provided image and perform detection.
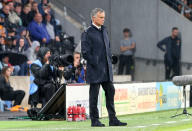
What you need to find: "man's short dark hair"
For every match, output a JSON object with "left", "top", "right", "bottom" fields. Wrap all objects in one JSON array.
[
  {"left": 123, "top": 28, "right": 131, "bottom": 33},
  {"left": 172, "top": 27, "right": 178, "bottom": 31},
  {"left": 73, "top": 52, "right": 81, "bottom": 56}
]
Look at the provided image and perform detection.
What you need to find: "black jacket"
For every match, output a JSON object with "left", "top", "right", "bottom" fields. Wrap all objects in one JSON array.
[
  {"left": 0, "top": 75, "right": 13, "bottom": 97},
  {"left": 157, "top": 36, "right": 181, "bottom": 66},
  {"left": 30, "top": 47, "right": 61, "bottom": 86},
  {"left": 81, "top": 25, "right": 113, "bottom": 83}
]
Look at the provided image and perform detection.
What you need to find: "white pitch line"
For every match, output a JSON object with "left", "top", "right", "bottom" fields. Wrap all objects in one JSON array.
[
  {"left": 164, "top": 121, "right": 177, "bottom": 124},
  {"left": 151, "top": 123, "right": 161, "bottom": 126},
  {"left": 180, "top": 128, "right": 192, "bottom": 131}
]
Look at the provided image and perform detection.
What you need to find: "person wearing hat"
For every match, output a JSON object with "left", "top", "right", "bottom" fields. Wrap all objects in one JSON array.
[{"left": 29, "top": 47, "right": 64, "bottom": 108}]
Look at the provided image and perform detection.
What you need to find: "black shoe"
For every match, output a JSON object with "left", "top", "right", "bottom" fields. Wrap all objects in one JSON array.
[
  {"left": 91, "top": 119, "right": 105, "bottom": 127},
  {"left": 109, "top": 118, "right": 127, "bottom": 126}
]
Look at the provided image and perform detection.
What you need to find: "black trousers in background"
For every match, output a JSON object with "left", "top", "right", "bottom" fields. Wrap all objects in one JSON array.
[
  {"left": 165, "top": 58, "right": 180, "bottom": 80},
  {"left": 89, "top": 81, "right": 116, "bottom": 121},
  {"left": 1, "top": 90, "right": 25, "bottom": 106},
  {"left": 118, "top": 55, "right": 133, "bottom": 75}
]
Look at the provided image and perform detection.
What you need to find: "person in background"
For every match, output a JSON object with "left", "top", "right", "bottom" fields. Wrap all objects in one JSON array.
[
  {"left": 0, "top": 66, "right": 25, "bottom": 108},
  {"left": 43, "top": 13, "right": 60, "bottom": 42},
  {"left": 157, "top": 27, "right": 181, "bottom": 80},
  {"left": 28, "top": 1, "right": 39, "bottom": 22},
  {"left": 7, "top": 1, "right": 22, "bottom": 27},
  {"left": 0, "top": 36, "right": 5, "bottom": 51},
  {"left": 0, "top": 55, "right": 20, "bottom": 76},
  {"left": 118, "top": 28, "right": 136, "bottom": 75},
  {"left": 28, "top": 13, "right": 50, "bottom": 45},
  {"left": 25, "top": 40, "right": 40, "bottom": 65},
  {"left": 66, "top": 52, "right": 86, "bottom": 83},
  {"left": 16, "top": 27, "right": 32, "bottom": 49},
  {"left": 20, "top": 5, "right": 31, "bottom": 27},
  {"left": 0, "top": 13, "right": 6, "bottom": 37}
]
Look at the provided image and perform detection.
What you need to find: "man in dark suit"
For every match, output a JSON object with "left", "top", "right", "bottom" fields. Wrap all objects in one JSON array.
[
  {"left": 157, "top": 27, "right": 181, "bottom": 80},
  {"left": 81, "top": 8, "right": 127, "bottom": 127}
]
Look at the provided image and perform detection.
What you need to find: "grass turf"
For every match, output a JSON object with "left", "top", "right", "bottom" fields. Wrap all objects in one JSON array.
[{"left": 1, "top": 108, "right": 192, "bottom": 131}]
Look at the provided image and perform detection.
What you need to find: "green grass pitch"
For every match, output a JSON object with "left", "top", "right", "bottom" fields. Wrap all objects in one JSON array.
[{"left": 1, "top": 108, "right": 192, "bottom": 131}]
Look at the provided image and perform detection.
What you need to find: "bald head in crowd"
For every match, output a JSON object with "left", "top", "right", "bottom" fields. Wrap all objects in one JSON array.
[{"left": 34, "top": 13, "right": 43, "bottom": 24}]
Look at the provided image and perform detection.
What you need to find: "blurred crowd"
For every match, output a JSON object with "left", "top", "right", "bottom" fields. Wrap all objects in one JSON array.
[
  {"left": 0, "top": 0, "right": 64, "bottom": 76},
  {"left": 163, "top": 0, "right": 192, "bottom": 21}
]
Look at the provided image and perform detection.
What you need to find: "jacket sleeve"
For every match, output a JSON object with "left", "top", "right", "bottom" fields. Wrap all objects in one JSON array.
[
  {"left": 157, "top": 38, "right": 167, "bottom": 52},
  {"left": 31, "top": 63, "right": 52, "bottom": 79},
  {"left": 81, "top": 31, "right": 96, "bottom": 65}
]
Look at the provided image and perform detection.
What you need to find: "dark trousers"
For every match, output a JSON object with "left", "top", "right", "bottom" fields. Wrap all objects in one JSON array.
[
  {"left": 1, "top": 90, "right": 25, "bottom": 106},
  {"left": 165, "top": 58, "right": 180, "bottom": 80},
  {"left": 118, "top": 55, "right": 133, "bottom": 75},
  {"left": 89, "top": 81, "right": 116, "bottom": 121}
]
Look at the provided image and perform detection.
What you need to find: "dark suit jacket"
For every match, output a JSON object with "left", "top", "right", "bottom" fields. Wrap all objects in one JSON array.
[
  {"left": 157, "top": 36, "right": 181, "bottom": 66},
  {"left": 81, "top": 24, "right": 113, "bottom": 83}
]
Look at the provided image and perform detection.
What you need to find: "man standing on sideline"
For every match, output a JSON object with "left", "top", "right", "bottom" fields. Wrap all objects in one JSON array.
[
  {"left": 157, "top": 27, "right": 181, "bottom": 80},
  {"left": 118, "top": 28, "right": 136, "bottom": 75},
  {"left": 81, "top": 8, "right": 127, "bottom": 127}
]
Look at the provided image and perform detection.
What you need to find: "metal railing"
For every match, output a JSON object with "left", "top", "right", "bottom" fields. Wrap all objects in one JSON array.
[
  {"left": 162, "top": 0, "right": 192, "bottom": 15},
  {"left": 54, "top": 0, "right": 87, "bottom": 30}
]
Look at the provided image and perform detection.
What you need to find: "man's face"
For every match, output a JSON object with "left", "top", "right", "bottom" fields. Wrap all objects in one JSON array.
[
  {"left": 74, "top": 53, "right": 80, "bottom": 65},
  {"left": 32, "top": 3, "right": 38, "bottom": 11},
  {"left": 92, "top": 11, "right": 105, "bottom": 26},
  {"left": 46, "top": 14, "right": 51, "bottom": 22},
  {"left": 123, "top": 32, "right": 130, "bottom": 38},
  {"left": 35, "top": 13, "right": 42, "bottom": 23},
  {"left": 8, "top": 2, "right": 14, "bottom": 11},
  {"left": 23, "top": 6, "right": 30, "bottom": 14},
  {"left": 35, "top": 46, "right": 40, "bottom": 52},
  {"left": 3, "top": 6, "right": 10, "bottom": 15},
  {"left": 44, "top": 51, "right": 51, "bottom": 62},
  {"left": 3, "top": 56, "right": 9, "bottom": 64},
  {"left": 19, "top": 39, "right": 25, "bottom": 47},
  {"left": 172, "top": 29, "right": 179, "bottom": 38}
]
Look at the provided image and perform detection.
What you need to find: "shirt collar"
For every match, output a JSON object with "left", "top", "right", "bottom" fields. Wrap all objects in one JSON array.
[{"left": 92, "top": 22, "right": 101, "bottom": 30}]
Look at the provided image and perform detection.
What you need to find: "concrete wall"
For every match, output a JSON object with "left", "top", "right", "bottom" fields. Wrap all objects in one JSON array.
[
  {"left": 52, "top": 0, "right": 192, "bottom": 81},
  {"left": 10, "top": 76, "right": 30, "bottom": 107}
]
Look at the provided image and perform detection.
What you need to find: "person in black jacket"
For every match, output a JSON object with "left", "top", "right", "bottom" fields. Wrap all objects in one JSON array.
[
  {"left": 29, "top": 47, "right": 64, "bottom": 107},
  {"left": 157, "top": 27, "right": 181, "bottom": 80},
  {"left": 0, "top": 66, "right": 25, "bottom": 107},
  {"left": 81, "top": 8, "right": 127, "bottom": 127}
]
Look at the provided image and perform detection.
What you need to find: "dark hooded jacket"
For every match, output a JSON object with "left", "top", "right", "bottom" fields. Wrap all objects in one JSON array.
[{"left": 30, "top": 47, "right": 60, "bottom": 86}]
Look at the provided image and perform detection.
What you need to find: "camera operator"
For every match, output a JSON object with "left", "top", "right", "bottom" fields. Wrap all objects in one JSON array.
[
  {"left": 65, "top": 52, "right": 86, "bottom": 83},
  {"left": 29, "top": 47, "right": 64, "bottom": 108}
]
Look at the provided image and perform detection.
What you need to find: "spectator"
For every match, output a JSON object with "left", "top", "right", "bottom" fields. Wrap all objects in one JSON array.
[
  {"left": 118, "top": 28, "right": 136, "bottom": 75},
  {"left": 0, "top": 5, "right": 10, "bottom": 27},
  {"left": 7, "top": 1, "right": 22, "bottom": 27},
  {"left": 28, "top": 13, "right": 51, "bottom": 45},
  {"left": 0, "top": 55, "right": 20, "bottom": 76},
  {"left": 14, "top": 3, "right": 22, "bottom": 17},
  {"left": 16, "top": 37, "right": 28, "bottom": 76},
  {"left": 16, "top": 27, "right": 32, "bottom": 50},
  {"left": 20, "top": 5, "right": 31, "bottom": 27},
  {"left": 157, "top": 27, "right": 181, "bottom": 80},
  {"left": 0, "top": 66, "right": 25, "bottom": 107},
  {"left": 0, "top": 13, "right": 6, "bottom": 37},
  {"left": 28, "top": 1, "right": 39, "bottom": 22},
  {"left": 0, "top": 36, "right": 5, "bottom": 51},
  {"left": 16, "top": 37, "right": 26, "bottom": 53},
  {"left": 44, "top": 13, "right": 60, "bottom": 42},
  {"left": 25, "top": 40, "right": 40, "bottom": 64},
  {"left": 38, "top": 0, "right": 49, "bottom": 15}
]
